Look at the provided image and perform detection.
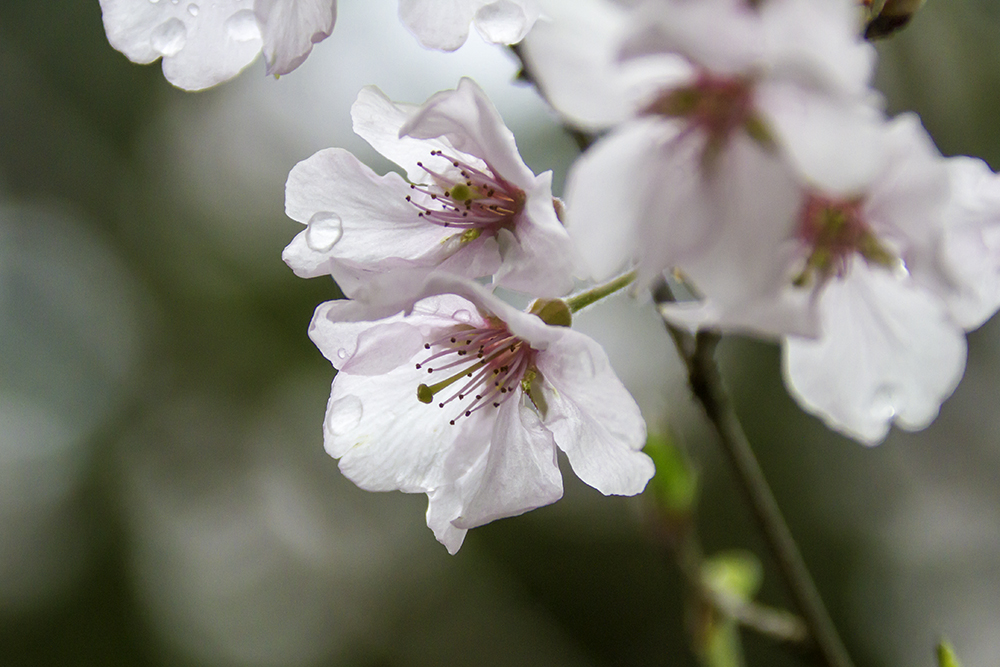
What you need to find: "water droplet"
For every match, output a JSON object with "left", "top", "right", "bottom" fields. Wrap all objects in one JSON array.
[
  {"left": 148, "top": 0, "right": 161, "bottom": 4},
  {"left": 150, "top": 18, "right": 187, "bottom": 57},
  {"left": 226, "top": 9, "right": 261, "bottom": 42},
  {"left": 305, "top": 212, "right": 343, "bottom": 252},
  {"left": 187, "top": 3, "right": 199, "bottom": 16},
  {"left": 871, "top": 384, "right": 898, "bottom": 420},
  {"left": 453, "top": 309, "right": 472, "bottom": 323},
  {"left": 326, "top": 396, "right": 363, "bottom": 436},
  {"left": 336, "top": 348, "right": 348, "bottom": 360},
  {"left": 170, "top": 0, "right": 179, "bottom": 4}
]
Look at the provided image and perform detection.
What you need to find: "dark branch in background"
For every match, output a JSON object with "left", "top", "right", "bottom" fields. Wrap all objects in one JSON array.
[{"left": 654, "top": 280, "right": 855, "bottom": 667}]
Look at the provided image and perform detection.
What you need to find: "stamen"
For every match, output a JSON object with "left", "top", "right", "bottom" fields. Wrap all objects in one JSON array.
[
  {"left": 405, "top": 150, "right": 526, "bottom": 234},
  {"left": 414, "top": 318, "right": 537, "bottom": 425}
]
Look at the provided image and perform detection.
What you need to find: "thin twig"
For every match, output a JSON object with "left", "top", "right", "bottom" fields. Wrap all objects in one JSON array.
[{"left": 655, "top": 284, "right": 854, "bottom": 667}]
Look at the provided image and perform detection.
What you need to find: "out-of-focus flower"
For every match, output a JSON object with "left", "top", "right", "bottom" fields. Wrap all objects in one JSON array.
[
  {"left": 99, "top": 0, "right": 337, "bottom": 90},
  {"left": 779, "top": 116, "right": 972, "bottom": 444},
  {"left": 399, "top": 0, "right": 540, "bottom": 51},
  {"left": 523, "top": 0, "right": 880, "bottom": 336},
  {"left": 308, "top": 275, "right": 653, "bottom": 553},
  {"left": 939, "top": 157, "right": 1000, "bottom": 331},
  {"left": 283, "top": 78, "right": 575, "bottom": 299}
]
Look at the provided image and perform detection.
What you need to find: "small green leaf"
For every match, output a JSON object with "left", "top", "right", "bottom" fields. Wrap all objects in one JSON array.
[
  {"left": 702, "top": 551, "right": 763, "bottom": 602},
  {"left": 644, "top": 433, "right": 698, "bottom": 515},
  {"left": 937, "top": 639, "right": 962, "bottom": 667}
]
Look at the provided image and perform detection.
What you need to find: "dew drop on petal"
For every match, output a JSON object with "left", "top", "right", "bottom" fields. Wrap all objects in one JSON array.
[
  {"left": 336, "top": 348, "right": 348, "bottom": 360},
  {"left": 150, "top": 18, "right": 187, "bottom": 57},
  {"left": 305, "top": 212, "right": 343, "bottom": 252},
  {"left": 148, "top": 0, "right": 161, "bottom": 4},
  {"left": 326, "top": 396, "right": 363, "bottom": 436},
  {"left": 453, "top": 309, "right": 472, "bottom": 323},
  {"left": 870, "top": 384, "right": 898, "bottom": 421},
  {"left": 226, "top": 9, "right": 261, "bottom": 42},
  {"left": 187, "top": 3, "right": 199, "bottom": 16}
]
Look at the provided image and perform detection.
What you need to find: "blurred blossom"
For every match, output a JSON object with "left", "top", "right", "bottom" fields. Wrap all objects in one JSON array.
[
  {"left": 0, "top": 203, "right": 147, "bottom": 610},
  {"left": 119, "top": 380, "right": 437, "bottom": 666},
  {"left": 99, "top": 0, "right": 338, "bottom": 90}
]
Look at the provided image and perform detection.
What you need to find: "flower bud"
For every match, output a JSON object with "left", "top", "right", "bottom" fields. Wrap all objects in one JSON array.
[{"left": 865, "top": 0, "right": 927, "bottom": 39}]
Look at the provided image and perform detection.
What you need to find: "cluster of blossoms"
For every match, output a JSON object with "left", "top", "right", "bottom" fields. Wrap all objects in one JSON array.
[{"left": 98, "top": 0, "right": 1000, "bottom": 549}]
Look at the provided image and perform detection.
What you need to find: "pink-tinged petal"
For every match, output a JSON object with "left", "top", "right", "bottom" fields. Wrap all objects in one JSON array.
[
  {"left": 941, "top": 157, "right": 1000, "bottom": 330},
  {"left": 761, "top": 0, "right": 875, "bottom": 97},
  {"left": 308, "top": 294, "right": 482, "bottom": 369},
  {"left": 661, "top": 135, "right": 817, "bottom": 338},
  {"left": 329, "top": 363, "right": 496, "bottom": 492},
  {"left": 783, "top": 263, "right": 967, "bottom": 445},
  {"left": 493, "top": 172, "right": 576, "bottom": 297},
  {"left": 283, "top": 148, "right": 506, "bottom": 291},
  {"left": 453, "top": 397, "right": 563, "bottom": 529},
  {"left": 564, "top": 119, "right": 668, "bottom": 281},
  {"left": 255, "top": 0, "right": 337, "bottom": 76},
  {"left": 351, "top": 86, "right": 450, "bottom": 182},
  {"left": 399, "top": 0, "right": 475, "bottom": 51},
  {"left": 537, "top": 330, "right": 653, "bottom": 495},
  {"left": 520, "top": 0, "right": 635, "bottom": 129},
  {"left": 100, "top": 0, "right": 264, "bottom": 90},
  {"left": 474, "top": 1, "right": 539, "bottom": 45},
  {"left": 620, "top": 0, "right": 764, "bottom": 75},
  {"left": 862, "top": 115, "right": 951, "bottom": 285},
  {"left": 425, "top": 486, "right": 469, "bottom": 554},
  {"left": 400, "top": 78, "right": 536, "bottom": 191},
  {"left": 759, "top": 81, "right": 886, "bottom": 196}
]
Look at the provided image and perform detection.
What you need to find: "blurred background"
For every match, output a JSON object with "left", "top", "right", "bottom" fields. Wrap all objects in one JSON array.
[{"left": 2, "top": 1, "right": 1000, "bottom": 665}]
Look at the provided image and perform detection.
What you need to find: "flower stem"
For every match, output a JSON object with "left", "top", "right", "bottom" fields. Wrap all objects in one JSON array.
[
  {"left": 565, "top": 270, "right": 637, "bottom": 313},
  {"left": 662, "top": 328, "right": 855, "bottom": 667}
]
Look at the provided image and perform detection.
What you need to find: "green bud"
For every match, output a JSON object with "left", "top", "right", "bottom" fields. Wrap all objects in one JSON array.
[
  {"left": 937, "top": 640, "right": 963, "bottom": 667},
  {"left": 529, "top": 298, "right": 572, "bottom": 327},
  {"left": 702, "top": 550, "right": 763, "bottom": 602},
  {"left": 644, "top": 433, "right": 699, "bottom": 515}
]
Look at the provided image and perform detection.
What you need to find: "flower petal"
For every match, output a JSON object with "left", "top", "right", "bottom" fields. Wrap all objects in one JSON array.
[
  {"left": 473, "top": 0, "right": 540, "bottom": 46},
  {"left": 255, "top": 0, "right": 337, "bottom": 76},
  {"left": 400, "top": 78, "right": 536, "bottom": 191},
  {"left": 398, "top": 0, "right": 477, "bottom": 51},
  {"left": 537, "top": 330, "right": 653, "bottom": 495},
  {"left": 452, "top": 397, "right": 563, "bottom": 530},
  {"left": 783, "top": 263, "right": 967, "bottom": 444},
  {"left": 100, "top": 0, "right": 264, "bottom": 90}
]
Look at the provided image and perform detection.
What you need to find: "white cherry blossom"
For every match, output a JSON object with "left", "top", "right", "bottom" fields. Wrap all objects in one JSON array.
[
  {"left": 99, "top": 0, "right": 337, "bottom": 90},
  {"left": 522, "top": 0, "right": 881, "bottom": 336},
  {"left": 308, "top": 275, "right": 653, "bottom": 553},
  {"left": 775, "top": 115, "right": 971, "bottom": 444},
  {"left": 939, "top": 157, "right": 1000, "bottom": 331},
  {"left": 283, "top": 78, "right": 576, "bottom": 300},
  {"left": 399, "top": 0, "right": 540, "bottom": 51}
]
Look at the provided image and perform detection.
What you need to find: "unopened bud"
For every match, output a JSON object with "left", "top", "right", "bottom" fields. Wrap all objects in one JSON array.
[{"left": 865, "top": 0, "right": 927, "bottom": 39}]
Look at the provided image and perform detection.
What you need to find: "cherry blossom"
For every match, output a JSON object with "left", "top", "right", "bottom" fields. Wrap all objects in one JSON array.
[
  {"left": 308, "top": 274, "right": 653, "bottom": 553},
  {"left": 522, "top": 0, "right": 881, "bottom": 336},
  {"left": 399, "top": 0, "right": 540, "bottom": 51},
  {"left": 939, "top": 156, "right": 1000, "bottom": 331},
  {"left": 776, "top": 115, "right": 971, "bottom": 444},
  {"left": 283, "top": 78, "right": 575, "bottom": 300},
  {"left": 99, "top": 0, "right": 337, "bottom": 90}
]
